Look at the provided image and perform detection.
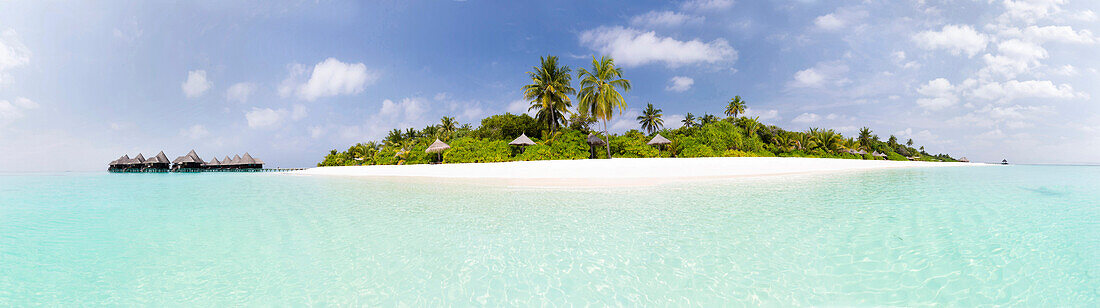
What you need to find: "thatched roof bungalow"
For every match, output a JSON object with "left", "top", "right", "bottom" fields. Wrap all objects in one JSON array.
[{"left": 143, "top": 151, "right": 171, "bottom": 170}]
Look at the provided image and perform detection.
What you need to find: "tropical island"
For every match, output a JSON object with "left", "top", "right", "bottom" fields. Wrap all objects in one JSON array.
[{"left": 317, "top": 56, "right": 962, "bottom": 168}]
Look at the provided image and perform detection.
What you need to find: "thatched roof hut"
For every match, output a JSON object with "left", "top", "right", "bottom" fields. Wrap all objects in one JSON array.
[
  {"left": 586, "top": 133, "right": 606, "bottom": 146},
  {"left": 205, "top": 157, "right": 221, "bottom": 167},
  {"left": 647, "top": 134, "right": 671, "bottom": 146},
  {"left": 130, "top": 153, "right": 146, "bottom": 164},
  {"left": 872, "top": 151, "right": 887, "bottom": 158},
  {"left": 509, "top": 133, "right": 536, "bottom": 146},
  {"left": 425, "top": 139, "right": 451, "bottom": 153},
  {"left": 958, "top": 157, "right": 969, "bottom": 163},
  {"left": 110, "top": 154, "right": 129, "bottom": 166}
]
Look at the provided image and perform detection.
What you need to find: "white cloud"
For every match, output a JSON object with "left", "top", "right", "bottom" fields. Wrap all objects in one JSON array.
[
  {"left": 967, "top": 80, "right": 1083, "bottom": 104},
  {"left": 680, "top": 0, "right": 733, "bottom": 11},
  {"left": 744, "top": 108, "right": 779, "bottom": 121},
  {"left": 666, "top": 76, "right": 694, "bottom": 92},
  {"left": 290, "top": 58, "right": 378, "bottom": 101},
  {"left": 0, "top": 29, "right": 31, "bottom": 77},
  {"left": 308, "top": 125, "right": 326, "bottom": 139},
  {"left": 506, "top": 99, "right": 535, "bottom": 116},
  {"left": 181, "top": 70, "right": 212, "bottom": 98},
  {"left": 0, "top": 97, "right": 38, "bottom": 120},
  {"left": 789, "top": 63, "right": 850, "bottom": 88},
  {"left": 913, "top": 25, "right": 989, "bottom": 57},
  {"left": 291, "top": 104, "right": 307, "bottom": 121},
  {"left": 814, "top": 8, "right": 868, "bottom": 31},
  {"left": 916, "top": 78, "right": 959, "bottom": 110},
  {"left": 630, "top": 11, "right": 703, "bottom": 28},
  {"left": 665, "top": 114, "right": 686, "bottom": 129},
  {"left": 245, "top": 107, "right": 286, "bottom": 129},
  {"left": 610, "top": 109, "right": 642, "bottom": 132},
  {"left": 434, "top": 92, "right": 450, "bottom": 101},
  {"left": 226, "top": 82, "right": 256, "bottom": 103},
  {"left": 999, "top": 0, "right": 1065, "bottom": 23},
  {"left": 1004, "top": 25, "right": 1097, "bottom": 44},
  {"left": 894, "top": 128, "right": 937, "bottom": 143},
  {"left": 791, "top": 113, "right": 820, "bottom": 123},
  {"left": 379, "top": 97, "right": 427, "bottom": 123},
  {"left": 578, "top": 26, "right": 737, "bottom": 67},
  {"left": 179, "top": 124, "right": 209, "bottom": 139}
]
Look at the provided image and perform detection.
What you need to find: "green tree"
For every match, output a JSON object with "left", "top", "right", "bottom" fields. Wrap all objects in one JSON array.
[
  {"left": 439, "top": 116, "right": 457, "bottom": 137},
  {"left": 523, "top": 55, "right": 575, "bottom": 133},
  {"left": 888, "top": 135, "right": 898, "bottom": 146},
  {"left": 577, "top": 56, "right": 632, "bottom": 158},
  {"left": 906, "top": 138, "right": 914, "bottom": 147},
  {"left": 636, "top": 103, "right": 664, "bottom": 134},
  {"left": 681, "top": 113, "right": 696, "bottom": 128},
  {"left": 725, "top": 96, "right": 747, "bottom": 118},
  {"left": 700, "top": 113, "right": 719, "bottom": 126},
  {"left": 858, "top": 127, "right": 873, "bottom": 149}
]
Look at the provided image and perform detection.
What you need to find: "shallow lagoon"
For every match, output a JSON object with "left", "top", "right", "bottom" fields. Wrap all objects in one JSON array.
[{"left": 1, "top": 165, "right": 1096, "bottom": 305}]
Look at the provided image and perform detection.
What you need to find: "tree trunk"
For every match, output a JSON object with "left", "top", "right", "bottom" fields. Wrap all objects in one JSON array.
[{"left": 603, "top": 120, "right": 611, "bottom": 159}]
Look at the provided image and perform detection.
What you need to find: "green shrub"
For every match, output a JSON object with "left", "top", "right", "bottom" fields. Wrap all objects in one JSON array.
[
  {"left": 887, "top": 152, "right": 907, "bottom": 161},
  {"left": 443, "top": 138, "right": 512, "bottom": 163}
]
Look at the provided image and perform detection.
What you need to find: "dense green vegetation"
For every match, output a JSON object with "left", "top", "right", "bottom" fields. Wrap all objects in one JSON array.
[{"left": 318, "top": 55, "right": 956, "bottom": 166}]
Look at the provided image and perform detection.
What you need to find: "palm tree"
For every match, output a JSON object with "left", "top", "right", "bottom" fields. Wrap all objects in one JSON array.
[
  {"left": 523, "top": 55, "right": 575, "bottom": 132},
  {"left": 888, "top": 135, "right": 898, "bottom": 146},
  {"left": 440, "top": 116, "right": 457, "bottom": 136},
  {"left": 906, "top": 138, "right": 914, "bottom": 147},
  {"left": 736, "top": 116, "right": 761, "bottom": 137},
  {"left": 725, "top": 96, "right": 746, "bottom": 118},
  {"left": 681, "top": 113, "right": 697, "bottom": 128},
  {"left": 577, "top": 56, "right": 632, "bottom": 158},
  {"left": 636, "top": 103, "right": 664, "bottom": 134},
  {"left": 700, "top": 113, "right": 719, "bottom": 126},
  {"left": 858, "top": 127, "right": 873, "bottom": 149}
]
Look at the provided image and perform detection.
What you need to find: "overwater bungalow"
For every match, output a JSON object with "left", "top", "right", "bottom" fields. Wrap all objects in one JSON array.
[
  {"left": 143, "top": 151, "right": 171, "bottom": 171},
  {"left": 204, "top": 157, "right": 221, "bottom": 169},
  {"left": 1001, "top": 159, "right": 1009, "bottom": 165},
  {"left": 171, "top": 149, "right": 205, "bottom": 171},
  {"left": 240, "top": 152, "right": 263, "bottom": 169},
  {"left": 108, "top": 150, "right": 268, "bottom": 173}
]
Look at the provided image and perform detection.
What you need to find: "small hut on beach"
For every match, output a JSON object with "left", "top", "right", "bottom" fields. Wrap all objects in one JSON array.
[
  {"left": 872, "top": 151, "right": 887, "bottom": 159},
  {"left": 509, "top": 133, "right": 536, "bottom": 154},
  {"left": 647, "top": 134, "right": 672, "bottom": 155},
  {"left": 425, "top": 139, "right": 451, "bottom": 163},
  {"left": 586, "top": 133, "right": 606, "bottom": 159},
  {"left": 958, "top": 157, "right": 969, "bottom": 163}
]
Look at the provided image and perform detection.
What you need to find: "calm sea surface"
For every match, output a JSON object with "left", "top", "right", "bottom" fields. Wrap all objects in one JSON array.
[{"left": 1, "top": 165, "right": 1096, "bottom": 305}]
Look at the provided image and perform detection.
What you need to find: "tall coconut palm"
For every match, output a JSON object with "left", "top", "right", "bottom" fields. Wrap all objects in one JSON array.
[
  {"left": 858, "top": 127, "right": 873, "bottom": 149},
  {"left": 577, "top": 56, "right": 632, "bottom": 158},
  {"left": 636, "top": 103, "right": 664, "bottom": 134},
  {"left": 440, "top": 116, "right": 457, "bottom": 136},
  {"left": 725, "top": 96, "right": 747, "bottom": 118},
  {"left": 681, "top": 113, "right": 697, "bottom": 128},
  {"left": 700, "top": 113, "right": 719, "bottom": 126},
  {"left": 523, "top": 55, "right": 575, "bottom": 132},
  {"left": 906, "top": 138, "right": 914, "bottom": 147}
]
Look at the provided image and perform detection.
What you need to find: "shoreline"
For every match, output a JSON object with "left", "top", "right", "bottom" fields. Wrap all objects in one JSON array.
[{"left": 289, "top": 157, "right": 986, "bottom": 186}]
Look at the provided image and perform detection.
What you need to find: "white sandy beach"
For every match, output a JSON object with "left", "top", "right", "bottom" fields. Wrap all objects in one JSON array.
[{"left": 291, "top": 157, "right": 982, "bottom": 185}]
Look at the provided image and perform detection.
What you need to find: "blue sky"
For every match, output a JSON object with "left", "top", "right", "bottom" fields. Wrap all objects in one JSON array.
[{"left": 1, "top": 0, "right": 1098, "bottom": 171}]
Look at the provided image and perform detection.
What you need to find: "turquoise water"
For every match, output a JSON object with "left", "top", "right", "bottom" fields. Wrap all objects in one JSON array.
[{"left": 1, "top": 165, "right": 1097, "bottom": 305}]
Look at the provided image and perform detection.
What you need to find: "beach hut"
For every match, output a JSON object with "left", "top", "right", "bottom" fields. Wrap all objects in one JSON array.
[
  {"left": 143, "top": 151, "right": 171, "bottom": 171},
  {"left": 647, "top": 134, "right": 672, "bottom": 156},
  {"left": 425, "top": 139, "right": 451, "bottom": 163},
  {"left": 872, "top": 151, "right": 887, "bottom": 159},
  {"left": 509, "top": 133, "right": 536, "bottom": 154},
  {"left": 586, "top": 133, "right": 606, "bottom": 159},
  {"left": 958, "top": 157, "right": 969, "bottom": 163}
]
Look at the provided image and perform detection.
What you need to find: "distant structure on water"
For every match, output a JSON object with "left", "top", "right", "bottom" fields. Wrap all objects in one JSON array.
[{"left": 108, "top": 150, "right": 268, "bottom": 172}]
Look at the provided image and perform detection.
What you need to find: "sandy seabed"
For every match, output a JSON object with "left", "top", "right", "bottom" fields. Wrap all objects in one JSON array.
[{"left": 289, "top": 157, "right": 984, "bottom": 186}]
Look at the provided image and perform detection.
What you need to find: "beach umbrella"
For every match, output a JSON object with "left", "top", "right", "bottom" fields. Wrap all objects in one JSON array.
[
  {"left": 586, "top": 133, "right": 606, "bottom": 146},
  {"left": 425, "top": 139, "right": 451, "bottom": 163},
  {"left": 509, "top": 133, "right": 535, "bottom": 154},
  {"left": 646, "top": 134, "right": 671, "bottom": 146},
  {"left": 647, "top": 134, "right": 672, "bottom": 156}
]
